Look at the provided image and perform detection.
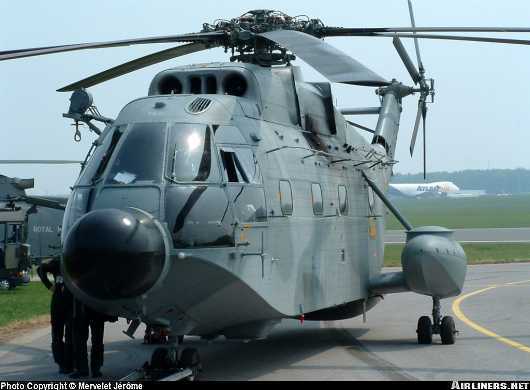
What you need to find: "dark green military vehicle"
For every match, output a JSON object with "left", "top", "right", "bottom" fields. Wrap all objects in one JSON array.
[{"left": 0, "top": 203, "right": 31, "bottom": 289}]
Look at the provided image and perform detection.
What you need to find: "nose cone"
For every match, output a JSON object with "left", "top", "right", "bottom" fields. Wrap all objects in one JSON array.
[{"left": 63, "top": 209, "right": 166, "bottom": 300}]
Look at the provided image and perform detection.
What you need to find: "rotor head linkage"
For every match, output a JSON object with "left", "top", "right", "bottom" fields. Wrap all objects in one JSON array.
[{"left": 375, "top": 79, "right": 415, "bottom": 100}]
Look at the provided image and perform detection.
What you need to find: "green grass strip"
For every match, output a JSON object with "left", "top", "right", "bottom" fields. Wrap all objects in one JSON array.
[
  {"left": 0, "top": 282, "right": 51, "bottom": 328},
  {"left": 384, "top": 243, "right": 530, "bottom": 267}
]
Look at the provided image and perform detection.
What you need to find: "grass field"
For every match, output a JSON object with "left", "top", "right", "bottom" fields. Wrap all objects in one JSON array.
[
  {"left": 0, "top": 282, "right": 51, "bottom": 328},
  {"left": 386, "top": 194, "right": 530, "bottom": 230},
  {"left": 384, "top": 243, "right": 530, "bottom": 267}
]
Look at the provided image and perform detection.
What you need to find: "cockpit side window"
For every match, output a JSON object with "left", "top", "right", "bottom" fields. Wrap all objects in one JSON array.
[
  {"left": 220, "top": 150, "right": 241, "bottom": 183},
  {"left": 166, "top": 124, "right": 220, "bottom": 183},
  {"left": 106, "top": 123, "right": 166, "bottom": 185},
  {"left": 93, "top": 127, "right": 124, "bottom": 182},
  {"left": 219, "top": 146, "right": 261, "bottom": 184},
  {"left": 77, "top": 125, "right": 124, "bottom": 185}
]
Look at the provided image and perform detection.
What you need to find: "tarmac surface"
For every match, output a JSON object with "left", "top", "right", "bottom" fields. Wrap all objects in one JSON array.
[
  {"left": 2, "top": 263, "right": 530, "bottom": 381},
  {"left": 385, "top": 228, "right": 530, "bottom": 244}
]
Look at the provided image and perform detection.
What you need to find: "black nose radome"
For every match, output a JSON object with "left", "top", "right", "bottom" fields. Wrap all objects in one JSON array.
[{"left": 63, "top": 208, "right": 166, "bottom": 300}]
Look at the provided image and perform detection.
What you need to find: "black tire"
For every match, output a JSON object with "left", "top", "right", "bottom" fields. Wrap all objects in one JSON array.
[
  {"left": 440, "top": 316, "right": 456, "bottom": 345},
  {"left": 179, "top": 348, "right": 200, "bottom": 367},
  {"left": 179, "top": 348, "right": 201, "bottom": 380},
  {"left": 151, "top": 347, "right": 174, "bottom": 370},
  {"left": 417, "top": 316, "right": 433, "bottom": 345}
]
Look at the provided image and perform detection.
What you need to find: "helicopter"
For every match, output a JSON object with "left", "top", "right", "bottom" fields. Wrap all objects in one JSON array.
[
  {"left": 0, "top": 170, "right": 70, "bottom": 289},
  {"left": 0, "top": 175, "right": 33, "bottom": 289},
  {"left": 2, "top": 3, "right": 530, "bottom": 378},
  {"left": 0, "top": 160, "right": 82, "bottom": 264}
]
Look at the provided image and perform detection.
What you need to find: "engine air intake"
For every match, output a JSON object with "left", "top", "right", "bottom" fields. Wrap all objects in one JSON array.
[{"left": 159, "top": 75, "right": 183, "bottom": 95}]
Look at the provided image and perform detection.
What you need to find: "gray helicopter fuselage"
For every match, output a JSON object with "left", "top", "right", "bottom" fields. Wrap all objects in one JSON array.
[{"left": 61, "top": 62, "right": 464, "bottom": 339}]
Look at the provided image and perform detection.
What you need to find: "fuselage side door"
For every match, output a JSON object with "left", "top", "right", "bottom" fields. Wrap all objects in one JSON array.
[{"left": 217, "top": 143, "right": 268, "bottom": 280}]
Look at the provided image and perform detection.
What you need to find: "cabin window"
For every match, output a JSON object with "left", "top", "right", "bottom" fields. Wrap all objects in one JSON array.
[
  {"left": 6, "top": 224, "right": 22, "bottom": 244},
  {"left": 368, "top": 187, "right": 375, "bottom": 210},
  {"left": 219, "top": 147, "right": 260, "bottom": 184},
  {"left": 279, "top": 180, "right": 293, "bottom": 216},
  {"left": 338, "top": 185, "right": 348, "bottom": 215},
  {"left": 106, "top": 123, "right": 166, "bottom": 185},
  {"left": 311, "top": 183, "right": 323, "bottom": 215},
  {"left": 166, "top": 124, "right": 219, "bottom": 183}
]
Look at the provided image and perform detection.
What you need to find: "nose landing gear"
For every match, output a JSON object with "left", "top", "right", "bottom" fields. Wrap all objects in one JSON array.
[
  {"left": 417, "top": 297, "right": 457, "bottom": 345},
  {"left": 121, "top": 335, "right": 201, "bottom": 381}
]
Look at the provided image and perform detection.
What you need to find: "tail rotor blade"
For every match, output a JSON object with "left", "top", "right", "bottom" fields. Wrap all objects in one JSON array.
[
  {"left": 393, "top": 36, "right": 421, "bottom": 84},
  {"left": 422, "top": 101, "right": 428, "bottom": 179},
  {"left": 407, "top": 0, "right": 425, "bottom": 73},
  {"left": 410, "top": 98, "right": 423, "bottom": 156}
]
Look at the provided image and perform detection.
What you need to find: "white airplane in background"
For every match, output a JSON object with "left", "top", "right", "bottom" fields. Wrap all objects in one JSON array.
[{"left": 389, "top": 181, "right": 460, "bottom": 198}]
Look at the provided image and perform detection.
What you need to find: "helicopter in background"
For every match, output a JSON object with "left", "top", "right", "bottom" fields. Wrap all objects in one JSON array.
[
  {"left": 2, "top": 2, "right": 530, "bottom": 379},
  {"left": 0, "top": 168, "right": 71, "bottom": 288},
  {"left": 0, "top": 176, "right": 33, "bottom": 289}
]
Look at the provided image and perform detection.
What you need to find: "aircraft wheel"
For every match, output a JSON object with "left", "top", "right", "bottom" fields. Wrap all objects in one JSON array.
[
  {"left": 440, "top": 316, "right": 456, "bottom": 345},
  {"left": 151, "top": 347, "right": 177, "bottom": 370},
  {"left": 417, "top": 316, "right": 433, "bottom": 345},
  {"left": 179, "top": 348, "right": 201, "bottom": 381}
]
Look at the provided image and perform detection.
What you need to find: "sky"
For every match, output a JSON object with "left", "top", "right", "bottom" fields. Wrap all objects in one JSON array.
[{"left": 1, "top": 0, "right": 529, "bottom": 195}]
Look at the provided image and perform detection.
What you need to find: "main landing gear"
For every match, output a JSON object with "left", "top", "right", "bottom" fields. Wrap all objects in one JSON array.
[
  {"left": 417, "top": 297, "right": 457, "bottom": 345},
  {"left": 121, "top": 336, "right": 201, "bottom": 381}
]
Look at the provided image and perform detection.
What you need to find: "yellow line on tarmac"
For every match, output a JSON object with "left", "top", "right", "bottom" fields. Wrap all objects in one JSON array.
[{"left": 452, "top": 279, "right": 530, "bottom": 354}]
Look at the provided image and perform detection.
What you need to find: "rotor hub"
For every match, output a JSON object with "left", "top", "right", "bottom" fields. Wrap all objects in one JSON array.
[{"left": 202, "top": 10, "right": 325, "bottom": 65}]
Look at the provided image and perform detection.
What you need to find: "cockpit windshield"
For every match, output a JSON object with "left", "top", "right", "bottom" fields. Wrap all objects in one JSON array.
[
  {"left": 77, "top": 122, "right": 220, "bottom": 186},
  {"left": 106, "top": 123, "right": 166, "bottom": 185},
  {"left": 166, "top": 124, "right": 219, "bottom": 183}
]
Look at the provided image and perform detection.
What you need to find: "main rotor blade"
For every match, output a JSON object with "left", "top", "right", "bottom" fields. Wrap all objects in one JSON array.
[
  {"left": 260, "top": 30, "right": 388, "bottom": 87},
  {"left": 0, "top": 32, "right": 224, "bottom": 62},
  {"left": 58, "top": 42, "right": 215, "bottom": 92},
  {"left": 0, "top": 160, "right": 82, "bottom": 165},
  {"left": 410, "top": 98, "right": 423, "bottom": 156},
  {"left": 377, "top": 33, "right": 530, "bottom": 46},
  {"left": 392, "top": 36, "right": 421, "bottom": 84},
  {"left": 322, "top": 27, "right": 530, "bottom": 36},
  {"left": 407, "top": 0, "right": 424, "bottom": 73},
  {"left": 23, "top": 196, "right": 66, "bottom": 211}
]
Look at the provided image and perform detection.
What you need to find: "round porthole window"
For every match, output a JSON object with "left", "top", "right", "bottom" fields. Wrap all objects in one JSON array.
[{"left": 368, "top": 187, "right": 375, "bottom": 209}]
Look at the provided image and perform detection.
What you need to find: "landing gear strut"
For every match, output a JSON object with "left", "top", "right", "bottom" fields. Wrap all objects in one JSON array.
[
  {"left": 120, "top": 346, "right": 201, "bottom": 381},
  {"left": 417, "top": 297, "right": 457, "bottom": 345}
]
